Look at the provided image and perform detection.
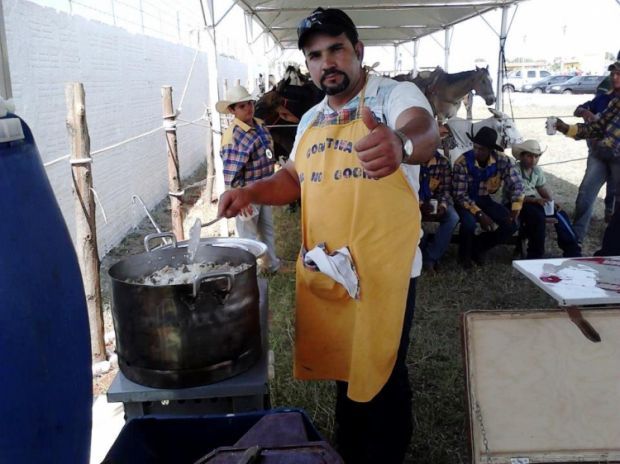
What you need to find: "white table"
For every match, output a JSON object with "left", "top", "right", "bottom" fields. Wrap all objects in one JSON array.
[{"left": 512, "top": 256, "right": 620, "bottom": 307}]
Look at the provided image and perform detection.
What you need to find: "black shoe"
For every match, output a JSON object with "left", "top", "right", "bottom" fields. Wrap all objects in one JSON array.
[{"left": 472, "top": 250, "right": 487, "bottom": 266}]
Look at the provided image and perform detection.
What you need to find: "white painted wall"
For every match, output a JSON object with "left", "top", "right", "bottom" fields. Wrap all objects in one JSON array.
[{"left": 3, "top": 0, "right": 248, "bottom": 255}]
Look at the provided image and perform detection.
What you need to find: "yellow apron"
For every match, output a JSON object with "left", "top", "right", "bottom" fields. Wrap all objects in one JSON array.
[{"left": 293, "top": 84, "right": 420, "bottom": 402}]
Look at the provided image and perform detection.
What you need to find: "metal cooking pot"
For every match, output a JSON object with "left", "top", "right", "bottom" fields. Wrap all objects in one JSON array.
[{"left": 108, "top": 237, "right": 261, "bottom": 389}]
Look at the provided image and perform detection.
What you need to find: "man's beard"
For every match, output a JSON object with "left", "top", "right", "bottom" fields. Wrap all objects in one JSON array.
[{"left": 320, "top": 70, "right": 350, "bottom": 95}]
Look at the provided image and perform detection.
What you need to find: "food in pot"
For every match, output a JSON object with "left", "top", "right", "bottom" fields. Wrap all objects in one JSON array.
[{"left": 126, "top": 261, "right": 252, "bottom": 286}]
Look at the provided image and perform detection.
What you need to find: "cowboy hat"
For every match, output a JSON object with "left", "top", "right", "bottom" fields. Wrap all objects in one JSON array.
[
  {"left": 466, "top": 126, "right": 504, "bottom": 152},
  {"left": 511, "top": 139, "right": 546, "bottom": 159},
  {"left": 215, "top": 85, "right": 255, "bottom": 114}
]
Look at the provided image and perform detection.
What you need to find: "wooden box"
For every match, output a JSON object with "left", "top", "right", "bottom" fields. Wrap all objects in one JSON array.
[{"left": 462, "top": 309, "right": 620, "bottom": 463}]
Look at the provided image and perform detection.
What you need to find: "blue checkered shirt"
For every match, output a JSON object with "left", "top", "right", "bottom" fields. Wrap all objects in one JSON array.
[{"left": 220, "top": 118, "right": 275, "bottom": 188}]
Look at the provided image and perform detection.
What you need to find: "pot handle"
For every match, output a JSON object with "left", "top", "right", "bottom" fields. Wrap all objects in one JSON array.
[
  {"left": 144, "top": 232, "right": 176, "bottom": 252},
  {"left": 193, "top": 271, "right": 234, "bottom": 298}
]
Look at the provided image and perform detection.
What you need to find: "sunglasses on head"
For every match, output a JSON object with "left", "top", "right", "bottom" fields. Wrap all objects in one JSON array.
[
  {"left": 297, "top": 10, "right": 325, "bottom": 37},
  {"left": 297, "top": 9, "right": 352, "bottom": 37}
]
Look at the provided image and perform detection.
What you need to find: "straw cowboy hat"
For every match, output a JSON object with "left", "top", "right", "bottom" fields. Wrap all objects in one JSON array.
[
  {"left": 215, "top": 85, "right": 255, "bottom": 113},
  {"left": 511, "top": 139, "right": 546, "bottom": 159}
]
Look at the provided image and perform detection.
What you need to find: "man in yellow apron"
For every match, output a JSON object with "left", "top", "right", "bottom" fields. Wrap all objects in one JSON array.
[{"left": 218, "top": 8, "right": 439, "bottom": 463}]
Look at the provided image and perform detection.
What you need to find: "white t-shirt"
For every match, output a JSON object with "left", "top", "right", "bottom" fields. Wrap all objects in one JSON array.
[{"left": 290, "top": 75, "right": 433, "bottom": 278}]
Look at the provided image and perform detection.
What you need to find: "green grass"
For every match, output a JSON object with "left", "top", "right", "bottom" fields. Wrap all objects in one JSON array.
[
  {"left": 101, "top": 175, "right": 607, "bottom": 463},
  {"left": 266, "top": 205, "right": 579, "bottom": 464}
]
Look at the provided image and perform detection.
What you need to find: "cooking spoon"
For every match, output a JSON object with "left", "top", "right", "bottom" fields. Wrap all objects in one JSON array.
[{"left": 187, "top": 218, "right": 202, "bottom": 262}]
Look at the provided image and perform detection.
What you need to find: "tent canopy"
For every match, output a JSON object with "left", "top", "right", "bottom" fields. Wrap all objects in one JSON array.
[{"left": 237, "top": 0, "right": 522, "bottom": 49}]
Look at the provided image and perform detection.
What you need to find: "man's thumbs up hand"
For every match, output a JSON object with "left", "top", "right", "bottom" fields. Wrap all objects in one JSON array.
[
  {"left": 354, "top": 107, "right": 405, "bottom": 179},
  {"left": 360, "top": 106, "right": 380, "bottom": 131}
]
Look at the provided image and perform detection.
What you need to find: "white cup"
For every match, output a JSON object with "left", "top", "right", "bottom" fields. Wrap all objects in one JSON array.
[
  {"left": 429, "top": 199, "right": 438, "bottom": 214},
  {"left": 546, "top": 117, "right": 557, "bottom": 135},
  {"left": 544, "top": 200, "right": 555, "bottom": 216}
]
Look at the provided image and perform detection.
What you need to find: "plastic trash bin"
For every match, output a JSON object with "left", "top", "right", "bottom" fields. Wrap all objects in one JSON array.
[{"left": 101, "top": 408, "right": 342, "bottom": 464}]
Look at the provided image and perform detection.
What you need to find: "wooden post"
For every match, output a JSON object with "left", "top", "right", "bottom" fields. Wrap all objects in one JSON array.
[
  {"left": 161, "top": 85, "right": 184, "bottom": 240},
  {"left": 65, "top": 82, "right": 106, "bottom": 363},
  {"left": 205, "top": 107, "right": 218, "bottom": 203}
]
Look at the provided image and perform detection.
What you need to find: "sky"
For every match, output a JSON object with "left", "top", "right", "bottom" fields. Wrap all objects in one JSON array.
[
  {"left": 280, "top": 0, "right": 620, "bottom": 77},
  {"left": 23, "top": 0, "right": 620, "bottom": 80}
]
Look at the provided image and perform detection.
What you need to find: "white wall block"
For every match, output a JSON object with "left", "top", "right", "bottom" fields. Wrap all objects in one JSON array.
[{"left": 4, "top": 0, "right": 247, "bottom": 255}]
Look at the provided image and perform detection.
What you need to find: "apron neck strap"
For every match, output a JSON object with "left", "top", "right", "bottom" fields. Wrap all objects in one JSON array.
[
  {"left": 356, "top": 71, "right": 369, "bottom": 115},
  {"left": 308, "top": 70, "right": 369, "bottom": 127}
]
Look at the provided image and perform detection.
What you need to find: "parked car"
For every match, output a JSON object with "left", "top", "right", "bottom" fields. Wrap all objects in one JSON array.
[
  {"left": 547, "top": 75, "right": 607, "bottom": 94},
  {"left": 503, "top": 69, "right": 552, "bottom": 92},
  {"left": 522, "top": 75, "right": 573, "bottom": 93}
]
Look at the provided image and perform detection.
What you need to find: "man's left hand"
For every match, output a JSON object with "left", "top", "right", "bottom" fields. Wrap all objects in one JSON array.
[{"left": 354, "top": 107, "right": 404, "bottom": 179}]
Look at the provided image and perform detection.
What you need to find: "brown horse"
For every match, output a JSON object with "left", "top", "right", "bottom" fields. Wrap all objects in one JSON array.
[
  {"left": 394, "top": 66, "right": 495, "bottom": 122},
  {"left": 255, "top": 66, "right": 324, "bottom": 163}
]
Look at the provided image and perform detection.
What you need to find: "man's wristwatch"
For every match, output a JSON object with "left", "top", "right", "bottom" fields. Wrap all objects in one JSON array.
[{"left": 394, "top": 129, "right": 414, "bottom": 164}]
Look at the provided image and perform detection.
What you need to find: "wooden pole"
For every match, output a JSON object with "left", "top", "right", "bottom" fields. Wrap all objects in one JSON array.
[
  {"left": 162, "top": 85, "right": 184, "bottom": 240},
  {"left": 65, "top": 82, "right": 106, "bottom": 363},
  {"left": 205, "top": 107, "right": 218, "bottom": 203}
]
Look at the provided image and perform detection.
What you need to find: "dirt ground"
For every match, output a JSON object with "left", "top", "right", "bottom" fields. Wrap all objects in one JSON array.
[{"left": 92, "top": 91, "right": 609, "bottom": 396}]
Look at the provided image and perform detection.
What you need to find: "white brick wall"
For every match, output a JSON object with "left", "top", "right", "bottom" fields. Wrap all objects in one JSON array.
[{"left": 4, "top": 0, "right": 248, "bottom": 255}]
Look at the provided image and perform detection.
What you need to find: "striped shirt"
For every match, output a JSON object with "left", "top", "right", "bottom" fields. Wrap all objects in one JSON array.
[
  {"left": 220, "top": 118, "right": 275, "bottom": 188},
  {"left": 453, "top": 150, "right": 525, "bottom": 214},
  {"left": 567, "top": 96, "right": 620, "bottom": 155}
]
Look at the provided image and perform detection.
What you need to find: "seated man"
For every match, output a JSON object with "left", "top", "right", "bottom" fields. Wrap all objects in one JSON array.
[
  {"left": 453, "top": 127, "right": 524, "bottom": 267},
  {"left": 419, "top": 150, "right": 459, "bottom": 272},
  {"left": 511, "top": 140, "right": 581, "bottom": 259}
]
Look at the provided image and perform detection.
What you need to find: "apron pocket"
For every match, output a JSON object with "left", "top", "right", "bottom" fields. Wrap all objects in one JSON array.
[{"left": 299, "top": 263, "right": 350, "bottom": 301}]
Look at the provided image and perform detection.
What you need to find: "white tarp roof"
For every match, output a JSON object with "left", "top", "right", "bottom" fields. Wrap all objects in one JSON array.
[{"left": 237, "top": 0, "right": 522, "bottom": 49}]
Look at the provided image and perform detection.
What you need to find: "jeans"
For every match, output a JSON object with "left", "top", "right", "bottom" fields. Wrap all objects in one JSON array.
[
  {"left": 597, "top": 207, "right": 620, "bottom": 255},
  {"left": 596, "top": 146, "right": 620, "bottom": 255},
  {"left": 456, "top": 196, "right": 518, "bottom": 261},
  {"left": 421, "top": 204, "right": 459, "bottom": 264},
  {"left": 335, "top": 279, "right": 417, "bottom": 464},
  {"left": 235, "top": 204, "right": 280, "bottom": 271},
  {"left": 520, "top": 202, "right": 581, "bottom": 259},
  {"left": 573, "top": 145, "right": 620, "bottom": 241}
]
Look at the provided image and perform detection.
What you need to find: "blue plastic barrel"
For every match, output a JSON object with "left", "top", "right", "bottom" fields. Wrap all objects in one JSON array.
[{"left": 0, "top": 113, "right": 92, "bottom": 462}]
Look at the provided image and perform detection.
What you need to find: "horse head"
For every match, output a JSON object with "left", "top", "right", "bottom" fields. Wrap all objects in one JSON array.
[
  {"left": 484, "top": 108, "right": 522, "bottom": 148},
  {"left": 276, "top": 65, "right": 307, "bottom": 92},
  {"left": 254, "top": 69, "right": 324, "bottom": 162},
  {"left": 442, "top": 109, "right": 522, "bottom": 165},
  {"left": 472, "top": 66, "right": 495, "bottom": 106}
]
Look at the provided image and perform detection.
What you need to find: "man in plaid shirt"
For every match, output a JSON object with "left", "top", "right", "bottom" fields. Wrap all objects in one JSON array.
[
  {"left": 452, "top": 126, "right": 524, "bottom": 268},
  {"left": 419, "top": 149, "right": 459, "bottom": 272},
  {"left": 217, "top": 85, "right": 280, "bottom": 272},
  {"left": 553, "top": 60, "right": 620, "bottom": 255}
]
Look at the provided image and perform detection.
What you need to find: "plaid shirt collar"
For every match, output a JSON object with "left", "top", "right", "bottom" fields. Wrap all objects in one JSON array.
[
  {"left": 423, "top": 151, "right": 449, "bottom": 167},
  {"left": 471, "top": 152, "right": 498, "bottom": 169},
  {"left": 231, "top": 117, "right": 266, "bottom": 133}
]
